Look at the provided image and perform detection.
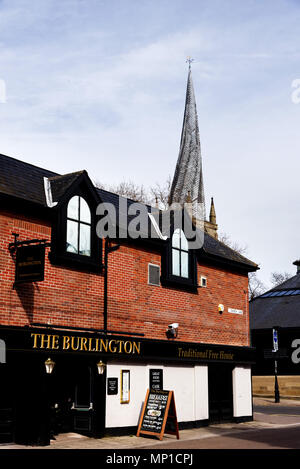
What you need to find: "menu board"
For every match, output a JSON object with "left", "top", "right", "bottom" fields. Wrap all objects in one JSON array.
[
  {"left": 137, "top": 389, "right": 179, "bottom": 440},
  {"left": 140, "top": 390, "right": 168, "bottom": 433}
]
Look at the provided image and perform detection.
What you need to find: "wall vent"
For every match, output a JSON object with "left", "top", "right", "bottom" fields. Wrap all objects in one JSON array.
[{"left": 148, "top": 264, "right": 160, "bottom": 286}]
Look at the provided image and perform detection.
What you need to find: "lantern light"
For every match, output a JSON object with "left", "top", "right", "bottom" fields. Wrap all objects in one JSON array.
[
  {"left": 96, "top": 360, "right": 106, "bottom": 375},
  {"left": 45, "top": 357, "right": 55, "bottom": 374}
]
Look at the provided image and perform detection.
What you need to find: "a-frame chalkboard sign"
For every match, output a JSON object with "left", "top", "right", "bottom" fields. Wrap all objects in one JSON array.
[{"left": 136, "top": 389, "right": 179, "bottom": 440}]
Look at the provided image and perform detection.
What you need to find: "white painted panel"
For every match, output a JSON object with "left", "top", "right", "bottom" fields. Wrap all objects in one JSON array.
[
  {"left": 232, "top": 366, "right": 252, "bottom": 417},
  {"left": 106, "top": 362, "right": 209, "bottom": 428},
  {"left": 194, "top": 366, "right": 209, "bottom": 420},
  {"left": 163, "top": 364, "right": 195, "bottom": 423},
  {"left": 106, "top": 362, "right": 146, "bottom": 428}
]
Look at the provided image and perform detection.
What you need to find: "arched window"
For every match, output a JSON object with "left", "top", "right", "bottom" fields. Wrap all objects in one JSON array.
[
  {"left": 172, "top": 229, "right": 189, "bottom": 278},
  {"left": 66, "top": 196, "right": 91, "bottom": 256}
]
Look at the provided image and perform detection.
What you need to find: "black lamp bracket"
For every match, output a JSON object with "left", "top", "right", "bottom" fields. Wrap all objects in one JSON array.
[{"left": 8, "top": 232, "right": 50, "bottom": 253}]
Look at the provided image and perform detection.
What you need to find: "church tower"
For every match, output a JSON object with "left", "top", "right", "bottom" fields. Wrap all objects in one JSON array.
[{"left": 169, "top": 61, "right": 218, "bottom": 239}]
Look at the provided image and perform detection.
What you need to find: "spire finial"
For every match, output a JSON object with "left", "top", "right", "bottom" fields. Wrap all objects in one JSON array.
[
  {"left": 186, "top": 56, "right": 194, "bottom": 70},
  {"left": 209, "top": 197, "right": 216, "bottom": 225}
]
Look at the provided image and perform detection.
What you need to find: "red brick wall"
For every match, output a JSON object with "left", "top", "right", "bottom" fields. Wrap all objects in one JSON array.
[{"left": 0, "top": 210, "right": 250, "bottom": 346}]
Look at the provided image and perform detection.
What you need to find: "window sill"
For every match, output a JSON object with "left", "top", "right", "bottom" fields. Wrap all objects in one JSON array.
[
  {"left": 49, "top": 251, "right": 103, "bottom": 273},
  {"left": 160, "top": 276, "right": 198, "bottom": 292}
]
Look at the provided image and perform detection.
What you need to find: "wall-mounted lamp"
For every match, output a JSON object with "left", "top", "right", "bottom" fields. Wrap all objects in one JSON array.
[
  {"left": 96, "top": 360, "right": 106, "bottom": 375},
  {"left": 45, "top": 357, "right": 55, "bottom": 374},
  {"left": 218, "top": 304, "right": 224, "bottom": 314},
  {"left": 166, "top": 323, "right": 179, "bottom": 339}
]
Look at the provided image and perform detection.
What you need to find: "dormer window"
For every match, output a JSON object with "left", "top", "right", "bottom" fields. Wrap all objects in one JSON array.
[
  {"left": 160, "top": 225, "right": 198, "bottom": 290},
  {"left": 66, "top": 196, "right": 91, "bottom": 256},
  {"left": 172, "top": 229, "right": 189, "bottom": 278},
  {"left": 49, "top": 171, "right": 102, "bottom": 272}
]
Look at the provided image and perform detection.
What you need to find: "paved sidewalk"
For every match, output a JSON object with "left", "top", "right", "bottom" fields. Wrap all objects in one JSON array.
[
  {"left": 1, "top": 397, "right": 300, "bottom": 450},
  {"left": 0, "top": 424, "right": 268, "bottom": 450},
  {"left": 253, "top": 396, "right": 300, "bottom": 406}
]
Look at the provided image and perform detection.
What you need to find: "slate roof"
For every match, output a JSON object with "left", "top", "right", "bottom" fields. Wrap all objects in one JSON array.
[
  {"left": 250, "top": 273, "right": 300, "bottom": 329},
  {"left": 0, "top": 152, "right": 257, "bottom": 271},
  {"left": 271, "top": 274, "right": 300, "bottom": 291},
  {"left": 202, "top": 232, "right": 255, "bottom": 268},
  {"left": 0, "top": 153, "right": 56, "bottom": 205}
]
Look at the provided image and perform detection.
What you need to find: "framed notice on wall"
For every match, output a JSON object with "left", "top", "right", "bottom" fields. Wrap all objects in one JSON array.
[
  {"left": 107, "top": 378, "right": 118, "bottom": 395},
  {"left": 149, "top": 369, "right": 163, "bottom": 391},
  {"left": 120, "top": 370, "right": 130, "bottom": 404}
]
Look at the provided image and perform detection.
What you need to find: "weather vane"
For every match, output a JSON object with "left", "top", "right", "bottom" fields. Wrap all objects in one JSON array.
[{"left": 186, "top": 56, "right": 194, "bottom": 68}]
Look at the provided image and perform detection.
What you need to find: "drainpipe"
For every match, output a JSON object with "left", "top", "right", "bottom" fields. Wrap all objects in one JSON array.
[{"left": 103, "top": 238, "right": 120, "bottom": 334}]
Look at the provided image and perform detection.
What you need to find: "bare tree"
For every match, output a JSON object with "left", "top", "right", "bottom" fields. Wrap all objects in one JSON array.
[
  {"left": 149, "top": 175, "right": 172, "bottom": 210},
  {"left": 270, "top": 271, "right": 293, "bottom": 288},
  {"left": 95, "top": 179, "right": 265, "bottom": 298},
  {"left": 95, "top": 179, "right": 150, "bottom": 204},
  {"left": 218, "top": 232, "right": 248, "bottom": 256},
  {"left": 218, "top": 232, "right": 266, "bottom": 299},
  {"left": 95, "top": 177, "right": 172, "bottom": 208},
  {"left": 111, "top": 181, "right": 149, "bottom": 204},
  {"left": 248, "top": 272, "right": 266, "bottom": 301}
]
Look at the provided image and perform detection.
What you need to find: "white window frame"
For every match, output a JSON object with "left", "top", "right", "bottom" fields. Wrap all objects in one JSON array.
[
  {"left": 171, "top": 228, "right": 189, "bottom": 278},
  {"left": 200, "top": 275, "right": 207, "bottom": 288},
  {"left": 66, "top": 195, "right": 91, "bottom": 257}
]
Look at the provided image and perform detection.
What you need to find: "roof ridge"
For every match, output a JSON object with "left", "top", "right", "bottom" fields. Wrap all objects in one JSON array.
[
  {"left": 0, "top": 152, "right": 58, "bottom": 176},
  {"left": 48, "top": 170, "right": 86, "bottom": 181},
  {"left": 253, "top": 273, "right": 300, "bottom": 300}
]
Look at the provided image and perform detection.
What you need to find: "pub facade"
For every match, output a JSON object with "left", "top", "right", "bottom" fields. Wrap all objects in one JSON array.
[
  {"left": 0, "top": 67, "right": 257, "bottom": 445},
  {"left": 0, "top": 152, "right": 257, "bottom": 445}
]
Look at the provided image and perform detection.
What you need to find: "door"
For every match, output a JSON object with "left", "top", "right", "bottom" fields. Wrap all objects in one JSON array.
[
  {"left": 72, "top": 364, "right": 94, "bottom": 435},
  {"left": 0, "top": 365, "right": 14, "bottom": 442},
  {"left": 208, "top": 364, "right": 233, "bottom": 423},
  {"left": 50, "top": 357, "right": 105, "bottom": 438}
]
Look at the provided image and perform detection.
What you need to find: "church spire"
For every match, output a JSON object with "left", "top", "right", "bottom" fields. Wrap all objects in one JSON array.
[
  {"left": 205, "top": 196, "right": 218, "bottom": 239},
  {"left": 169, "top": 60, "right": 206, "bottom": 221},
  {"left": 209, "top": 197, "right": 216, "bottom": 225}
]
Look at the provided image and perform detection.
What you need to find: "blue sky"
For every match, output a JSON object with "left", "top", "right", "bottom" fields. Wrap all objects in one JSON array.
[{"left": 0, "top": 0, "right": 300, "bottom": 288}]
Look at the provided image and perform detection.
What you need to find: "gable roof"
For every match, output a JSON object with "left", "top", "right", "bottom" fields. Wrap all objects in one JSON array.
[
  {"left": 49, "top": 171, "right": 86, "bottom": 203},
  {"left": 0, "top": 152, "right": 257, "bottom": 271}
]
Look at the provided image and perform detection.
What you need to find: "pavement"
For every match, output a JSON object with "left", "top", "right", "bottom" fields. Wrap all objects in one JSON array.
[{"left": 1, "top": 397, "right": 300, "bottom": 450}]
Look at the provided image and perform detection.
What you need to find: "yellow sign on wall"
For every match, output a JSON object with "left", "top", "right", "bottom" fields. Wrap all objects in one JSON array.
[{"left": 31, "top": 333, "right": 141, "bottom": 355}]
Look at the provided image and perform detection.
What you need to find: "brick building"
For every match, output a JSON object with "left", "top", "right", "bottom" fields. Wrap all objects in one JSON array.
[{"left": 0, "top": 67, "right": 257, "bottom": 445}]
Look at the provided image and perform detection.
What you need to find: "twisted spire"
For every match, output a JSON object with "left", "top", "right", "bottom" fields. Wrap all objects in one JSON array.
[{"left": 169, "top": 62, "right": 206, "bottom": 221}]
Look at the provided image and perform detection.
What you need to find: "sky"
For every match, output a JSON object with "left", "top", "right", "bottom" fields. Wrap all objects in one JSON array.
[{"left": 0, "top": 0, "right": 299, "bottom": 289}]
